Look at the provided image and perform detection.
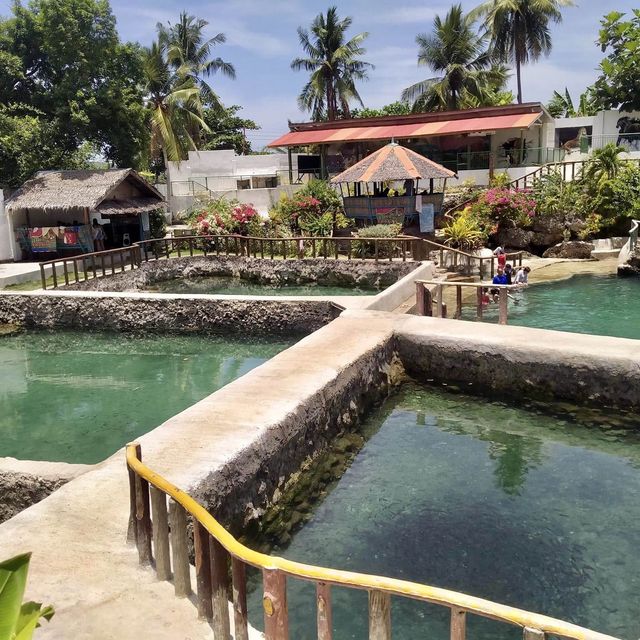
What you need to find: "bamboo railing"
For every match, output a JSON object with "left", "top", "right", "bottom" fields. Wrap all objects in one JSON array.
[
  {"left": 126, "top": 443, "right": 620, "bottom": 640},
  {"left": 415, "top": 280, "right": 523, "bottom": 325}
]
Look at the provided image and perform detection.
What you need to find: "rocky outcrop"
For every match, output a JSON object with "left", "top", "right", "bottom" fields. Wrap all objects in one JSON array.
[
  {"left": 0, "top": 458, "right": 91, "bottom": 523},
  {"left": 495, "top": 213, "right": 588, "bottom": 253},
  {"left": 618, "top": 244, "right": 640, "bottom": 276},
  {"left": 542, "top": 241, "right": 594, "bottom": 259}
]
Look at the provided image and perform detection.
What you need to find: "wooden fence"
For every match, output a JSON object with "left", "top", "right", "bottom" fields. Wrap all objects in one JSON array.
[
  {"left": 126, "top": 443, "right": 620, "bottom": 640},
  {"left": 38, "top": 233, "right": 522, "bottom": 290},
  {"left": 416, "top": 280, "right": 522, "bottom": 325}
]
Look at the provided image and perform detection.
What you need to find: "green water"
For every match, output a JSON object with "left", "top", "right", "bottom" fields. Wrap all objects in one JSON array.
[
  {"left": 146, "top": 275, "right": 378, "bottom": 297},
  {"left": 0, "top": 330, "right": 292, "bottom": 463},
  {"left": 465, "top": 274, "right": 640, "bottom": 339},
  {"left": 249, "top": 384, "right": 640, "bottom": 639}
]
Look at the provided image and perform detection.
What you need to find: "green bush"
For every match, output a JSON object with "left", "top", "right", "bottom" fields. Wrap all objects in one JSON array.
[
  {"left": 442, "top": 211, "right": 487, "bottom": 249},
  {"left": 354, "top": 224, "right": 402, "bottom": 258},
  {"left": 149, "top": 209, "right": 166, "bottom": 239}
]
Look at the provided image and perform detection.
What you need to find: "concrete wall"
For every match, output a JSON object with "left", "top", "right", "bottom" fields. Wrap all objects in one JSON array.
[
  {"left": 0, "top": 190, "right": 13, "bottom": 261},
  {"left": 364, "top": 261, "right": 433, "bottom": 312}
]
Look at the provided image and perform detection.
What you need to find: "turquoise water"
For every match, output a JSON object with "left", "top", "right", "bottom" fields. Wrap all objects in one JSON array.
[
  {"left": 248, "top": 384, "right": 640, "bottom": 639},
  {"left": 146, "top": 275, "right": 378, "bottom": 297},
  {"left": 0, "top": 330, "right": 292, "bottom": 463},
  {"left": 465, "top": 274, "right": 640, "bottom": 339}
]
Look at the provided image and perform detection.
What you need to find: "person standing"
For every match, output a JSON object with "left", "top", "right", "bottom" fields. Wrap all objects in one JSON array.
[
  {"left": 493, "top": 246, "right": 506, "bottom": 268},
  {"left": 92, "top": 218, "right": 106, "bottom": 252}
]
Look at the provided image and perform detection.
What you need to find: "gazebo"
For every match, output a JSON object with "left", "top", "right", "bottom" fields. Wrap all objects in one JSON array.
[{"left": 331, "top": 142, "right": 455, "bottom": 229}]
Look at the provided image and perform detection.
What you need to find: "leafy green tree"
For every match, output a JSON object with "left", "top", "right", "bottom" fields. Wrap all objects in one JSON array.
[
  {"left": 472, "top": 0, "right": 574, "bottom": 104},
  {"left": 401, "top": 5, "right": 509, "bottom": 112},
  {"left": 547, "top": 87, "right": 601, "bottom": 118},
  {"left": 0, "top": 0, "right": 148, "bottom": 171},
  {"left": 291, "top": 6, "right": 373, "bottom": 121},
  {"left": 157, "top": 12, "right": 235, "bottom": 112},
  {"left": 351, "top": 101, "right": 412, "bottom": 118},
  {"left": 201, "top": 104, "right": 259, "bottom": 154},
  {"left": 593, "top": 10, "right": 640, "bottom": 112}
]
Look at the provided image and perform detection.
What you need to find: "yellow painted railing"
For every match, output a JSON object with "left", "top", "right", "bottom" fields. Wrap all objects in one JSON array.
[{"left": 126, "top": 443, "right": 620, "bottom": 640}]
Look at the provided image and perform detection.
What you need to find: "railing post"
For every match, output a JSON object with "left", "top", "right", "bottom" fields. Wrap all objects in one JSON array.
[
  {"left": 450, "top": 607, "right": 466, "bottom": 640},
  {"left": 169, "top": 501, "right": 192, "bottom": 598},
  {"left": 210, "top": 537, "right": 231, "bottom": 639},
  {"left": 62, "top": 260, "right": 69, "bottom": 285},
  {"left": 232, "top": 558, "right": 249, "bottom": 640},
  {"left": 435, "top": 284, "right": 444, "bottom": 318},
  {"left": 499, "top": 288, "right": 508, "bottom": 325},
  {"left": 193, "top": 521, "right": 213, "bottom": 620},
  {"left": 476, "top": 286, "right": 484, "bottom": 320},
  {"left": 317, "top": 582, "right": 332, "bottom": 640},
  {"left": 368, "top": 590, "right": 391, "bottom": 640},
  {"left": 40, "top": 264, "right": 47, "bottom": 290},
  {"left": 523, "top": 629, "right": 545, "bottom": 640},
  {"left": 150, "top": 486, "right": 171, "bottom": 581},
  {"left": 455, "top": 285, "right": 462, "bottom": 319},
  {"left": 73, "top": 259, "right": 79, "bottom": 283},
  {"left": 415, "top": 282, "right": 426, "bottom": 316},
  {"left": 263, "top": 568, "right": 288, "bottom": 640},
  {"left": 51, "top": 263, "right": 58, "bottom": 288},
  {"left": 131, "top": 444, "right": 152, "bottom": 565}
]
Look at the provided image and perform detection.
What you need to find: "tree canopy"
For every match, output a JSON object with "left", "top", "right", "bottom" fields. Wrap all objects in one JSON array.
[
  {"left": 401, "top": 4, "right": 510, "bottom": 112},
  {"left": 593, "top": 10, "right": 640, "bottom": 112},
  {"left": 0, "top": 0, "right": 148, "bottom": 186},
  {"left": 291, "top": 6, "right": 373, "bottom": 121},
  {"left": 201, "top": 104, "right": 260, "bottom": 155}
]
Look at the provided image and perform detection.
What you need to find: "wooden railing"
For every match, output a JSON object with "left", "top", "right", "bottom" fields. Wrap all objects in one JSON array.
[
  {"left": 38, "top": 234, "right": 416, "bottom": 289},
  {"left": 126, "top": 443, "right": 619, "bottom": 640},
  {"left": 416, "top": 280, "right": 523, "bottom": 325}
]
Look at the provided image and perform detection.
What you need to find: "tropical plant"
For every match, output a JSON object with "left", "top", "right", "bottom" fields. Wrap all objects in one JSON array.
[
  {"left": 532, "top": 170, "right": 586, "bottom": 217},
  {"left": 201, "top": 104, "right": 259, "bottom": 154},
  {"left": 582, "top": 143, "right": 625, "bottom": 185},
  {"left": 0, "top": 553, "right": 54, "bottom": 639},
  {"left": 188, "top": 198, "right": 264, "bottom": 236},
  {"left": 472, "top": 0, "right": 574, "bottom": 104},
  {"left": 401, "top": 5, "right": 509, "bottom": 112},
  {"left": 351, "top": 101, "right": 412, "bottom": 118},
  {"left": 291, "top": 7, "right": 374, "bottom": 121},
  {"left": 443, "top": 210, "right": 487, "bottom": 249},
  {"left": 593, "top": 10, "right": 640, "bottom": 112},
  {"left": 157, "top": 12, "right": 235, "bottom": 112},
  {"left": 469, "top": 187, "right": 537, "bottom": 231},
  {"left": 546, "top": 87, "right": 601, "bottom": 118}
]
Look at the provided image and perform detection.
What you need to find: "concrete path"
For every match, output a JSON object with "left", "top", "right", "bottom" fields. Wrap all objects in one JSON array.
[{"left": 0, "top": 313, "right": 397, "bottom": 639}]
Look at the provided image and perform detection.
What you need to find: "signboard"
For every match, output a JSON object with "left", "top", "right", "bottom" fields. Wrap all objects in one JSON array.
[{"left": 419, "top": 204, "right": 435, "bottom": 233}]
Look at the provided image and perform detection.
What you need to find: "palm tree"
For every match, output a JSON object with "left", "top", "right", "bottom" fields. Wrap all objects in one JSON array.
[
  {"left": 142, "top": 39, "right": 209, "bottom": 198},
  {"left": 583, "top": 143, "right": 625, "bottom": 185},
  {"left": 472, "top": 0, "right": 574, "bottom": 104},
  {"left": 547, "top": 87, "right": 600, "bottom": 118},
  {"left": 291, "top": 7, "right": 373, "bottom": 121},
  {"left": 401, "top": 5, "right": 509, "bottom": 112},
  {"left": 157, "top": 12, "right": 235, "bottom": 111}
]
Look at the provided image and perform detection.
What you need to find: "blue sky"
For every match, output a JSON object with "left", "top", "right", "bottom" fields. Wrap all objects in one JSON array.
[{"left": 1, "top": 0, "right": 637, "bottom": 147}]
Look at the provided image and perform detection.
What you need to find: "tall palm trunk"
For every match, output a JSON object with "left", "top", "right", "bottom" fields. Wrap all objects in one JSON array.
[{"left": 516, "top": 59, "right": 523, "bottom": 104}]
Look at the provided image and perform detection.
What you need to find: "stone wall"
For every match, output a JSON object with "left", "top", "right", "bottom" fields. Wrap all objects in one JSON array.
[
  {"left": 63, "top": 255, "right": 418, "bottom": 292},
  {"left": 0, "top": 291, "right": 339, "bottom": 335}
]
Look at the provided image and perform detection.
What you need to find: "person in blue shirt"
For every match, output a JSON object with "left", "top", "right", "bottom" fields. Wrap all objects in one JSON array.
[{"left": 492, "top": 266, "right": 509, "bottom": 285}]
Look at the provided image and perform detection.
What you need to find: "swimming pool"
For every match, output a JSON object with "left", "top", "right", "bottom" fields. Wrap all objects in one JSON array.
[
  {"left": 248, "top": 383, "right": 640, "bottom": 639},
  {"left": 465, "top": 274, "right": 640, "bottom": 339},
  {"left": 0, "top": 329, "right": 293, "bottom": 463}
]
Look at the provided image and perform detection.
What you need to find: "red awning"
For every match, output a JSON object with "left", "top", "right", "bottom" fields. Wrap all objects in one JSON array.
[{"left": 268, "top": 112, "right": 542, "bottom": 148}]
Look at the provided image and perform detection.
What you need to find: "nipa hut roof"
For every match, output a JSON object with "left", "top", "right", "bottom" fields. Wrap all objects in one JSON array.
[
  {"left": 331, "top": 143, "right": 456, "bottom": 184},
  {"left": 5, "top": 169, "right": 165, "bottom": 213}
]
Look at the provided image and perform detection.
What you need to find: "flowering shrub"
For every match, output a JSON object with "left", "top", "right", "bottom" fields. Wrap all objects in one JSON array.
[
  {"left": 470, "top": 187, "right": 536, "bottom": 230},
  {"left": 188, "top": 198, "right": 265, "bottom": 236}
]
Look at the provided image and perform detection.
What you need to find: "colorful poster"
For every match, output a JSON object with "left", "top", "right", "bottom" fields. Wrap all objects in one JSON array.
[{"left": 29, "top": 227, "right": 59, "bottom": 252}]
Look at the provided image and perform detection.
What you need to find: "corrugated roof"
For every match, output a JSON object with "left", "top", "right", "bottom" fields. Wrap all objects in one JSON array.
[
  {"left": 6, "top": 169, "right": 165, "bottom": 212},
  {"left": 269, "top": 111, "right": 543, "bottom": 148},
  {"left": 331, "top": 143, "right": 455, "bottom": 183}
]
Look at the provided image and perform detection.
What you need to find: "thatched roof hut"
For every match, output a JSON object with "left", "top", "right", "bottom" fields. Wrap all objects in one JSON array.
[
  {"left": 6, "top": 168, "right": 165, "bottom": 214},
  {"left": 331, "top": 142, "right": 456, "bottom": 184}
]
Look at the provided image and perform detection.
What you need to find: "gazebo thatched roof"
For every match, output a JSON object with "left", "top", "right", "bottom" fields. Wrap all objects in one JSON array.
[
  {"left": 6, "top": 169, "right": 165, "bottom": 213},
  {"left": 331, "top": 143, "right": 456, "bottom": 184}
]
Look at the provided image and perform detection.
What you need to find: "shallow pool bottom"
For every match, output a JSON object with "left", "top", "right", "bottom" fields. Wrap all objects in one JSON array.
[
  {"left": 0, "top": 330, "right": 293, "bottom": 464},
  {"left": 247, "top": 383, "right": 640, "bottom": 640}
]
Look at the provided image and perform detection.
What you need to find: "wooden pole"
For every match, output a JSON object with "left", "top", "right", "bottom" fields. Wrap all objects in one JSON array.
[
  {"left": 499, "top": 288, "right": 508, "bottom": 325},
  {"left": 193, "top": 521, "right": 213, "bottom": 620},
  {"left": 150, "top": 487, "right": 171, "bottom": 581},
  {"left": 435, "top": 284, "right": 443, "bottom": 318},
  {"left": 232, "top": 558, "right": 249, "bottom": 640},
  {"left": 455, "top": 285, "right": 462, "bottom": 319},
  {"left": 415, "top": 282, "right": 426, "bottom": 316},
  {"left": 210, "top": 537, "right": 232, "bottom": 639},
  {"left": 169, "top": 501, "right": 192, "bottom": 598},
  {"left": 523, "top": 629, "right": 545, "bottom": 640},
  {"left": 317, "top": 582, "right": 332, "bottom": 640},
  {"left": 132, "top": 444, "right": 152, "bottom": 565},
  {"left": 451, "top": 608, "right": 466, "bottom": 640},
  {"left": 368, "top": 590, "right": 391, "bottom": 640},
  {"left": 263, "top": 569, "right": 288, "bottom": 640},
  {"left": 476, "top": 287, "right": 484, "bottom": 320}
]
